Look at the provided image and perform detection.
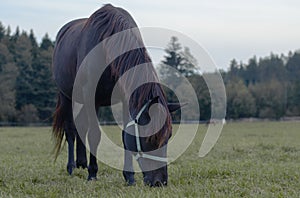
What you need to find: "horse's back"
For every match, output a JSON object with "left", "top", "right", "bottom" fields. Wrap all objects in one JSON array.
[{"left": 52, "top": 4, "right": 138, "bottom": 101}]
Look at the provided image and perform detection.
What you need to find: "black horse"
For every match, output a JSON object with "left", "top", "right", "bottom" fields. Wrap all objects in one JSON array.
[{"left": 52, "top": 4, "right": 180, "bottom": 186}]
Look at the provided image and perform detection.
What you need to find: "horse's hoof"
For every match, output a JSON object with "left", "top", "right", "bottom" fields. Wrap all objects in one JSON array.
[
  {"left": 87, "top": 176, "right": 97, "bottom": 181},
  {"left": 76, "top": 164, "right": 87, "bottom": 169},
  {"left": 126, "top": 180, "right": 135, "bottom": 186},
  {"left": 123, "top": 171, "right": 135, "bottom": 186},
  {"left": 76, "top": 162, "right": 88, "bottom": 169},
  {"left": 67, "top": 164, "right": 75, "bottom": 175}
]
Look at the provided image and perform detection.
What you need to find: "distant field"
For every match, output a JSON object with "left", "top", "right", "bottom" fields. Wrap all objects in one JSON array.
[{"left": 1, "top": 122, "right": 300, "bottom": 197}]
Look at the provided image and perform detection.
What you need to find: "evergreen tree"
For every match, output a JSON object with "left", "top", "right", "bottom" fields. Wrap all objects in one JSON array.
[
  {"left": 14, "top": 32, "right": 34, "bottom": 110},
  {"left": 0, "top": 38, "right": 18, "bottom": 121},
  {"left": 286, "top": 52, "right": 300, "bottom": 82},
  {"left": 40, "top": 33, "right": 53, "bottom": 50},
  {"left": 258, "top": 53, "right": 286, "bottom": 82},
  {"left": 227, "top": 59, "right": 241, "bottom": 81},
  {"left": 159, "top": 36, "right": 197, "bottom": 78},
  {"left": 162, "top": 36, "right": 182, "bottom": 68},
  {"left": 0, "top": 62, "right": 18, "bottom": 122},
  {"left": 180, "top": 47, "right": 198, "bottom": 76},
  {"left": 0, "top": 22, "right": 5, "bottom": 41},
  {"left": 6, "top": 26, "right": 11, "bottom": 37},
  {"left": 245, "top": 56, "right": 258, "bottom": 85},
  {"left": 31, "top": 34, "right": 56, "bottom": 121},
  {"left": 29, "top": 29, "right": 39, "bottom": 60}
]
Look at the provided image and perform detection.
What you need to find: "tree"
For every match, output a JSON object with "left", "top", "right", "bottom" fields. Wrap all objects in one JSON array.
[
  {"left": 0, "top": 24, "right": 18, "bottom": 122},
  {"left": 180, "top": 47, "right": 198, "bottom": 76},
  {"left": 257, "top": 53, "right": 286, "bottom": 82},
  {"left": 11, "top": 26, "right": 20, "bottom": 42},
  {"left": 162, "top": 37, "right": 182, "bottom": 67},
  {"left": 18, "top": 104, "right": 39, "bottom": 124},
  {"left": 188, "top": 74, "right": 211, "bottom": 120},
  {"left": 286, "top": 81, "right": 300, "bottom": 116},
  {"left": 0, "top": 22, "right": 5, "bottom": 41},
  {"left": 159, "top": 36, "right": 198, "bottom": 79},
  {"left": 14, "top": 32, "right": 34, "bottom": 110},
  {"left": 250, "top": 79, "right": 286, "bottom": 119},
  {"left": 6, "top": 26, "right": 11, "bottom": 37},
  {"left": 40, "top": 33, "right": 53, "bottom": 50},
  {"left": 225, "top": 59, "right": 244, "bottom": 84},
  {"left": 286, "top": 52, "right": 300, "bottom": 82},
  {"left": 0, "top": 43, "right": 10, "bottom": 72},
  {"left": 244, "top": 56, "right": 258, "bottom": 85},
  {"left": 29, "top": 29, "right": 38, "bottom": 60},
  {"left": 0, "top": 23, "right": 59, "bottom": 123},
  {"left": 228, "top": 59, "right": 239, "bottom": 77},
  {"left": 31, "top": 35, "right": 56, "bottom": 121},
  {"left": 0, "top": 62, "right": 18, "bottom": 121},
  {"left": 226, "top": 79, "right": 256, "bottom": 119},
  {"left": 158, "top": 36, "right": 200, "bottom": 113}
]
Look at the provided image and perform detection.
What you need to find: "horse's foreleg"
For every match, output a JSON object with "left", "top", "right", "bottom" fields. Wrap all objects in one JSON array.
[
  {"left": 87, "top": 125, "right": 100, "bottom": 180},
  {"left": 122, "top": 130, "right": 135, "bottom": 185},
  {"left": 88, "top": 153, "right": 98, "bottom": 181},
  {"left": 65, "top": 122, "right": 76, "bottom": 175}
]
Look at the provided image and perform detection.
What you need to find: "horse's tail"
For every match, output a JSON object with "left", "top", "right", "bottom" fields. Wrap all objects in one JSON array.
[{"left": 52, "top": 93, "right": 65, "bottom": 160}]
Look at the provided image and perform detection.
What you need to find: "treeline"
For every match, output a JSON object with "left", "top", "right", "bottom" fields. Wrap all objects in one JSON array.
[
  {"left": 0, "top": 22, "right": 300, "bottom": 124},
  {"left": 223, "top": 53, "right": 300, "bottom": 119},
  {"left": 0, "top": 22, "right": 56, "bottom": 124},
  {"left": 157, "top": 36, "right": 300, "bottom": 120}
]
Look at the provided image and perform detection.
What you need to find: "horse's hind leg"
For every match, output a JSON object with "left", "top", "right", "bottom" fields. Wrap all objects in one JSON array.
[
  {"left": 64, "top": 120, "right": 76, "bottom": 175},
  {"left": 63, "top": 98, "right": 87, "bottom": 174},
  {"left": 76, "top": 134, "right": 87, "bottom": 169},
  {"left": 66, "top": 117, "right": 87, "bottom": 172}
]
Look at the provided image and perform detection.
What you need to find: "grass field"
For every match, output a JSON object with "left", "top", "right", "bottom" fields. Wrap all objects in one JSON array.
[{"left": 0, "top": 122, "right": 300, "bottom": 197}]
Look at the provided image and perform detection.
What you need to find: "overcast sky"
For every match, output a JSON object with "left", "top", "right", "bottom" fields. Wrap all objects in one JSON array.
[{"left": 1, "top": 0, "right": 300, "bottom": 70}]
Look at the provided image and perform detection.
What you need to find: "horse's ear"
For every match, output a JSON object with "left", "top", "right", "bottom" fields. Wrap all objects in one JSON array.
[
  {"left": 137, "top": 96, "right": 159, "bottom": 124},
  {"left": 167, "top": 103, "right": 186, "bottom": 113},
  {"left": 142, "top": 96, "right": 160, "bottom": 114},
  {"left": 149, "top": 96, "right": 159, "bottom": 106}
]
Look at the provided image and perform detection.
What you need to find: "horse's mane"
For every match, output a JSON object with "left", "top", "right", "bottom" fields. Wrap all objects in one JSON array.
[{"left": 84, "top": 4, "right": 172, "bottom": 146}]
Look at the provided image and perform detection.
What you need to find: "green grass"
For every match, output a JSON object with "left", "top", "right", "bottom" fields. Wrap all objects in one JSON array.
[{"left": 1, "top": 122, "right": 300, "bottom": 197}]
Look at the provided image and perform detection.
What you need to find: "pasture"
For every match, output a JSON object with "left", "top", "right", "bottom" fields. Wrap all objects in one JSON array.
[{"left": 0, "top": 122, "right": 300, "bottom": 197}]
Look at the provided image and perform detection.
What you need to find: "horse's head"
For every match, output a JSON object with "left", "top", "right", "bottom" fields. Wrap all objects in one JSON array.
[{"left": 123, "top": 96, "right": 181, "bottom": 186}]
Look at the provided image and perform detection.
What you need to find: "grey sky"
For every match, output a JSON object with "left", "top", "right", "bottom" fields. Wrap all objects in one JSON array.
[{"left": 1, "top": 0, "right": 300, "bottom": 69}]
